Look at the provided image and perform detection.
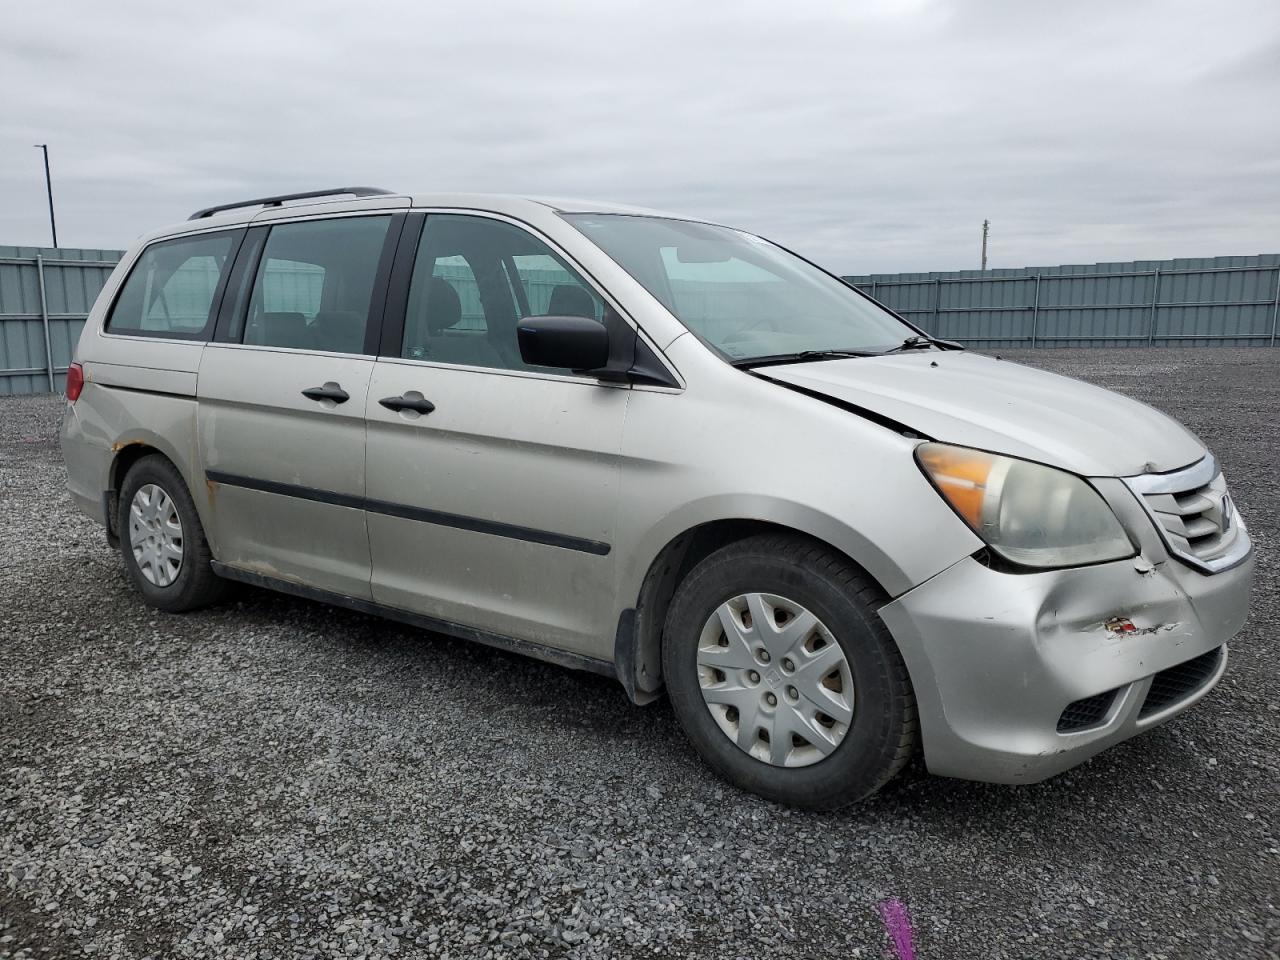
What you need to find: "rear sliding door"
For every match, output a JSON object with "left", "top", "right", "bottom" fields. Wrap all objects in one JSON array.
[{"left": 197, "top": 213, "right": 402, "bottom": 599}]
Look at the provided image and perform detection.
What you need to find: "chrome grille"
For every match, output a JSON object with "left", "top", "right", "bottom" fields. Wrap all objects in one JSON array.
[{"left": 1123, "top": 455, "right": 1250, "bottom": 574}]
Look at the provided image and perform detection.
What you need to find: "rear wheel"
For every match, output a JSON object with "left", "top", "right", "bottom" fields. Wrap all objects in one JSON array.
[
  {"left": 662, "top": 534, "right": 917, "bottom": 808},
  {"left": 118, "top": 455, "right": 226, "bottom": 612}
]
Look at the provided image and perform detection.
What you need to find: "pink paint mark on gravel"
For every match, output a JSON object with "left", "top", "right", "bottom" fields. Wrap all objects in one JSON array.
[{"left": 878, "top": 897, "right": 916, "bottom": 960}]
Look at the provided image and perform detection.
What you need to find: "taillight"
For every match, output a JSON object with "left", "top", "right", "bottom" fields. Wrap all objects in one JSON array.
[{"left": 66, "top": 362, "right": 84, "bottom": 402}]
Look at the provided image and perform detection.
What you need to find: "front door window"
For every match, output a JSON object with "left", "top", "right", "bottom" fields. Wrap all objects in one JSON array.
[{"left": 401, "top": 215, "right": 605, "bottom": 372}]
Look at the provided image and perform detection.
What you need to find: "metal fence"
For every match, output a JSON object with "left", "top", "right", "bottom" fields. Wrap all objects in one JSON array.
[
  {"left": 0, "top": 245, "right": 122, "bottom": 396},
  {"left": 4, "top": 246, "right": 1279, "bottom": 397},
  {"left": 844, "top": 254, "right": 1280, "bottom": 348}
]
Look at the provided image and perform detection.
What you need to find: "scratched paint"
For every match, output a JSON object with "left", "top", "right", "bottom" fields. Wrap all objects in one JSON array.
[
  {"left": 1104, "top": 616, "right": 1181, "bottom": 639},
  {"left": 878, "top": 898, "right": 916, "bottom": 960}
]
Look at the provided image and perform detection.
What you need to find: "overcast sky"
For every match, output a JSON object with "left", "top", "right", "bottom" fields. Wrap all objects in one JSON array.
[{"left": 2, "top": 0, "right": 1278, "bottom": 272}]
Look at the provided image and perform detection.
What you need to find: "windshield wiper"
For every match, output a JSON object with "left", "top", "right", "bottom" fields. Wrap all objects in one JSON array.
[
  {"left": 877, "top": 334, "right": 966, "bottom": 355},
  {"left": 879, "top": 335, "right": 937, "bottom": 354},
  {"left": 729, "top": 349, "right": 877, "bottom": 370}
]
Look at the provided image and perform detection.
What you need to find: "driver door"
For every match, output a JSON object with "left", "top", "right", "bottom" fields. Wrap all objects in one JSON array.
[{"left": 364, "top": 213, "right": 630, "bottom": 658}]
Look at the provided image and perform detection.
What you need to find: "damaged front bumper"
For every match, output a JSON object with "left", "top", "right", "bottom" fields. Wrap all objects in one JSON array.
[{"left": 880, "top": 538, "right": 1253, "bottom": 785}]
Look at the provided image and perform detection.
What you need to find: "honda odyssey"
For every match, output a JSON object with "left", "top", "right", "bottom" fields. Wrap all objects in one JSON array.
[{"left": 60, "top": 187, "right": 1253, "bottom": 807}]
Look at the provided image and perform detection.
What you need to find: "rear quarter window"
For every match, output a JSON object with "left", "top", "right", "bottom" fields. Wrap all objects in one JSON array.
[{"left": 106, "top": 231, "right": 238, "bottom": 339}]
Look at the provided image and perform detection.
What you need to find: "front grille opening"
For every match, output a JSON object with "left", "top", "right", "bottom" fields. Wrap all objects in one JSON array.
[
  {"left": 1124, "top": 459, "right": 1247, "bottom": 574},
  {"left": 1057, "top": 689, "right": 1119, "bottom": 733},
  {"left": 1173, "top": 489, "right": 1213, "bottom": 514},
  {"left": 1182, "top": 515, "right": 1220, "bottom": 542},
  {"left": 1139, "top": 647, "right": 1223, "bottom": 719}
]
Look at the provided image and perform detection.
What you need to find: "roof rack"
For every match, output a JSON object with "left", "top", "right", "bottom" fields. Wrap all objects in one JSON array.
[{"left": 188, "top": 186, "right": 397, "bottom": 221}]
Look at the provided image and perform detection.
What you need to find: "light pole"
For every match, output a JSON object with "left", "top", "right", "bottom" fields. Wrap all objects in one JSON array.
[{"left": 33, "top": 144, "right": 59, "bottom": 248}]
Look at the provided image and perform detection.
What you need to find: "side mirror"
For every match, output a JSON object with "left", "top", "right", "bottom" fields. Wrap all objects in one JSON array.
[{"left": 517, "top": 315, "right": 610, "bottom": 372}]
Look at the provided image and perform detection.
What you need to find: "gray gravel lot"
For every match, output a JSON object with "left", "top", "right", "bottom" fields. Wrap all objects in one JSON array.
[{"left": 2, "top": 348, "right": 1277, "bottom": 959}]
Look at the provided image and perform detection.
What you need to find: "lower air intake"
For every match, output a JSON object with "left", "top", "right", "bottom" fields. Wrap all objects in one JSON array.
[
  {"left": 1057, "top": 689, "right": 1118, "bottom": 733},
  {"left": 1139, "top": 647, "right": 1223, "bottom": 719}
]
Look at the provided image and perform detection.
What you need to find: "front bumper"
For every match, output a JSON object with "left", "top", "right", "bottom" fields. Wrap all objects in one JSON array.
[{"left": 880, "top": 546, "right": 1253, "bottom": 784}]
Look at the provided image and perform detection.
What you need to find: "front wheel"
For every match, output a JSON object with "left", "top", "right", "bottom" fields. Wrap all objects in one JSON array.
[
  {"left": 662, "top": 534, "right": 917, "bottom": 809},
  {"left": 118, "top": 454, "right": 226, "bottom": 613}
]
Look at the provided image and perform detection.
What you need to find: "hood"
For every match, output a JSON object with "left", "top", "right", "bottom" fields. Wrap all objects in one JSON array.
[{"left": 760, "top": 351, "right": 1205, "bottom": 477}]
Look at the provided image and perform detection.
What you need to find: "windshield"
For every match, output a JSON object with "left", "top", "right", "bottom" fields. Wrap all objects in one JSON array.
[{"left": 562, "top": 214, "right": 916, "bottom": 362}]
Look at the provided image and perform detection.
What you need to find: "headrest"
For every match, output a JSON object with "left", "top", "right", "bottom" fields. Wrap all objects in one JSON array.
[
  {"left": 547, "top": 284, "right": 596, "bottom": 319},
  {"left": 426, "top": 278, "right": 462, "bottom": 334}
]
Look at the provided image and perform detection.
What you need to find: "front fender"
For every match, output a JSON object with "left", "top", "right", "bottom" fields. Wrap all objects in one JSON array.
[{"left": 618, "top": 492, "right": 948, "bottom": 611}]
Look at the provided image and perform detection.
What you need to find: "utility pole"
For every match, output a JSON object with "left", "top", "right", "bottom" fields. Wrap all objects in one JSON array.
[
  {"left": 33, "top": 144, "right": 58, "bottom": 248},
  {"left": 980, "top": 219, "right": 989, "bottom": 271}
]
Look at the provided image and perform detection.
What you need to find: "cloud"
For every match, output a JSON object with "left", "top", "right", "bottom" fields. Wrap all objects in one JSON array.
[{"left": 2, "top": 0, "right": 1277, "bottom": 272}]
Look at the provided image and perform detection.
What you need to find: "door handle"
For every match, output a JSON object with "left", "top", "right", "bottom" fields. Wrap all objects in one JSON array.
[
  {"left": 379, "top": 394, "right": 436, "bottom": 415},
  {"left": 302, "top": 383, "right": 350, "bottom": 404}
]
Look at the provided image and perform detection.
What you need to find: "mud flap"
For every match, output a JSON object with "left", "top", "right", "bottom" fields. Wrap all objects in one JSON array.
[{"left": 102, "top": 488, "right": 119, "bottom": 548}]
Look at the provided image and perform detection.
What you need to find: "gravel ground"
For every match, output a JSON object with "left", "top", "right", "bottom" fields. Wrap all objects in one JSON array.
[{"left": 1, "top": 347, "right": 1277, "bottom": 960}]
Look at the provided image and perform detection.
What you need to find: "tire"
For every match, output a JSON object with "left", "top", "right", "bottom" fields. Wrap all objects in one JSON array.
[
  {"left": 662, "top": 533, "right": 917, "bottom": 809},
  {"left": 117, "top": 454, "right": 227, "bottom": 613}
]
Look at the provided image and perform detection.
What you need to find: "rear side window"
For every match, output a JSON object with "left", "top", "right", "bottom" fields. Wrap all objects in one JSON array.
[
  {"left": 106, "top": 232, "right": 237, "bottom": 338},
  {"left": 241, "top": 216, "right": 391, "bottom": 354}
]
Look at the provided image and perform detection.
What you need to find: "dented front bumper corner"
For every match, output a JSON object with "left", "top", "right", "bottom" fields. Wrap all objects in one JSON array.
[{"left": 879, "top": 546, "right": 1253, "bottom": 785}]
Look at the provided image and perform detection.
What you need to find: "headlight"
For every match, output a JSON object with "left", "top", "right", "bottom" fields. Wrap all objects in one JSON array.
[{"left": 916, "top": 443, "right": 1135, "bottom": 569}]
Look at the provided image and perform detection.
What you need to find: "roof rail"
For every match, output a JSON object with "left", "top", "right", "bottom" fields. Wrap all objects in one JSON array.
[{"left": 188, "top": 186, "right": 397, "bottom": 221}]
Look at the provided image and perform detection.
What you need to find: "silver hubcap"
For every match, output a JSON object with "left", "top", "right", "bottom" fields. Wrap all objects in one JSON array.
[
  {"left": 128, "top": 483, "right": 184, "bottom": 587},
  {"left": 697, "top": 593, "right": 854, "bottom": 767}
]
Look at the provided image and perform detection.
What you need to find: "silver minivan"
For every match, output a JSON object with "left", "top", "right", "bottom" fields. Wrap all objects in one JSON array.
[{"left": 61, "top": 187, "right": 1253, "bottom": 808}]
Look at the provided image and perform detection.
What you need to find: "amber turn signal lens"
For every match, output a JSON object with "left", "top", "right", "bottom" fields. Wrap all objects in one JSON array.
[{"left": 915, "top": 444, "right": 998, "bottom": 531}]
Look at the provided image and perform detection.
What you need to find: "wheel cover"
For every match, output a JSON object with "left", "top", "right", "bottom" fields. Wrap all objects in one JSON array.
[
  {"left": 127, "top": 483, "right": 184, "bottom": 587},
  {"left": 697, "top": 593, "right": 854, "bottom": 767}
]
